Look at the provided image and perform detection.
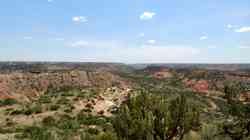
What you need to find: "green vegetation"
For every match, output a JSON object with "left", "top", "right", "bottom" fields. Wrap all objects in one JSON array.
[
  {"left": 224, "top": 80, "right": 243, "bottom": 103},
  {"left": 0, "top": 98, "right": 18, "bottom": 106},
  {"left": 113, "top": 91, "right": 200, "bottom": 140},
  {"left": 1, "top": 69, "right": 250, "bottom": 140},
  {"left": 49, "top": 104, "right": 60, "bottom": 111},
  {"left": 38, "top": 95, "right": 52, "bottom": 104},
  {"left": 25, "top": 104, "right": 43, "bottom": 115}
]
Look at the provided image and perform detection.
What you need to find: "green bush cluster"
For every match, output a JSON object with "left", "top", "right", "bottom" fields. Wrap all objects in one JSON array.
[
  {"left": 56, "top": 97, "right": 70, "bottom": 105},
  {"left": 0, "top": 98, "right": 18, "bottom": 106},
  {"left": 77, "top": 113, "right": 110, "bottom": 126},
  {"left": 49, "top": 104, "right": 60, "bottom": 111},
  {"left": 15, "top": 126, "right": 56, "bottom": 140},
  {"left": 24, "top": 104, "right": 43, "bottom": 115},
  {"left": 38, "top": 95, "right": 52, "bottom": 104},
  {"left": 113, "top": 91, "right": 201, "bottom": 140},
  {"left": 10, "top": 104, "right": 43, "bottom": 116}
]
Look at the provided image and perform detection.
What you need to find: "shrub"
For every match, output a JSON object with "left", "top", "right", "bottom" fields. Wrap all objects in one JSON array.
[
  {"left": 86, "top": 128, "right": 99, "bottom": 135},
  {"left": 61, "top": 91, "right": 74, "bottom": 97},
  {"left": 38, "top": 95, "right": 51, "bottom": 104},
  {"left": 42, "top": 116, "right": 56, "bottom": 127},
  {"left": 0, "top": 98, "right": 18, "bottom": 106},
  {"left": 18, "top": 126, "right": 56, "bottom": 140},
  {"left": 0, "top": 127, "right": 16, "bottom": 134},
  {"left": 64, "top": 108, "right": 73, "bottom": 113},
  {"left": 96, "top": 132, "right": 118, "bottom": 140},
  {"left": 224, "top": 80, "right": 242, "bottom": 103},
  {"left": 77, "top": 114, "right": 109, "bottom": 126},
  {"left": 49, "top": 104, "right": 60, "bottom": 111},
  {"left": 113, "top": 91, "right": 201, "bottom": 140},
  {"left": 201, "top": 124, "right": 218, "bottom": 140},
  {"left": 57, "top": 97, "right": 70, "bottom": 105},
  {"left": 5, "top": 118, "right": 16, "bottom": 126},
  {"left": 56, "top": 116, "right": 80, "bottom": 130},
  {"left": 81, "top": 108, "right": 92, "bottom": 113},
  {"left": 24, "top": 104, "right": 43, "bottom": 115},
  {"left": 63, "top": 104, "right": 75, "bottom": 113},
  {"left": 77, "top": 94, "right": 87, "bottom": 99},
  {"left": 10, "top": 109, "right": 23, "bottom": 115},
  {"left": 80, "top": 132, "right": 96, "bottom": 140},
  {"left": 24, "top": 109, "right": 33, "bottom": 115}
]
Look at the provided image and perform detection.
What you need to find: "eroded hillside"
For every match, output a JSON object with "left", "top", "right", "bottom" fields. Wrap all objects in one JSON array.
[
  {"left": 0, "top": 62, "right": 132, "bottom": 103},
  {"left": 1, "top": 63, "right": 250, "bottom": 140}
]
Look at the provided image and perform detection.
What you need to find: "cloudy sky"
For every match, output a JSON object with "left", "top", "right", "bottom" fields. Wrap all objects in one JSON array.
[{"left": 0, "top": 0, "right": 250, "bottom": 63}]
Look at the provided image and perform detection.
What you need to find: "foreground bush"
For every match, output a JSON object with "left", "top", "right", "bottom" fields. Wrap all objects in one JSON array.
[{"left": 113, "top": 91, "right": 201, "bottom": 140}]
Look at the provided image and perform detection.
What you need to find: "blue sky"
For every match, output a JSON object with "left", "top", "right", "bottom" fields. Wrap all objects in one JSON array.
[{"left": 0, "top": 0, "right": 250, "bottom": 63}]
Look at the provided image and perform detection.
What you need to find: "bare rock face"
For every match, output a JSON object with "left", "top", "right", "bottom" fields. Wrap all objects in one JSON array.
[
  {"left": 143, "top": 66, "right": 173, "bottom": 79},
  {"left": 152, "top": 70, "right": 173, "bottom": 79},
  {"left": 184, "top": 79, "right": 209, "bottom": 94},
  {"left": 0, "top": 75, "right": 15, "bottom": 99},
  {"left": 0, "top": 70, "right": 126, "bottom": 102},
  {"left": 239, "top": 92, "right": 250, "bottom": 103}
]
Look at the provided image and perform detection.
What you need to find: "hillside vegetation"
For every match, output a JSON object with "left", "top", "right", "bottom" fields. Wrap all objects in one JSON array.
[{"left": 0, "top": 63, "right": 250, "bottom": 140}]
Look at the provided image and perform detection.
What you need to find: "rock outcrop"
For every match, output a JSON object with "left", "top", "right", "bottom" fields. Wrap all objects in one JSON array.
[{"left": 0, "top": 70, "right": 127, "bottom": 102}]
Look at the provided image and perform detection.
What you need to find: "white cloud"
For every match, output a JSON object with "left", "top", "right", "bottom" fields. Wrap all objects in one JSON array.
[
  {"left": 138, "top": 33, "right": 145, "bottom": 37},
  {"left": 71, "top": 40, "right": 89, "bottom": 47},
  {"left": 72, "top": 16, "right": 88, "bottom": 23},
  {"left": 239, "top": 46, "right": 250, "bottom": 49},
  {"left": 200, "top": 36, "right": 208, "bottom": 40},
  {"left": 235, "top": 26, "right": 250, "bottom": 32},
  {"left": 23, "top": 36, "right": 32, "bottom": 40},
  {"left": 226, "top": 24, "right": 237, "bottom": 31},
  {"left": 65, "top": 41, "right": 201, "bottom": 63},
  {"left": 140, "top": 12, "right": 156, "bottom": 20},
  {"left": 147, "top": 40, "right": 156, "bottom": 44},
  {"left": 227, "top": 24, "right": 233, "bottom": 29}
]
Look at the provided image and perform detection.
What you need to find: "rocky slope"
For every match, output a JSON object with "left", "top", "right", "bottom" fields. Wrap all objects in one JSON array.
[{"left": 0, "top": 70, "right": 128, "bottom": 102}]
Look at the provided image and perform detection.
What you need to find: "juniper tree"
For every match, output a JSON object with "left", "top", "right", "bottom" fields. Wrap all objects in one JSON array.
[{"left": 113, "top": 91, "right": 200, "bottom": 140}]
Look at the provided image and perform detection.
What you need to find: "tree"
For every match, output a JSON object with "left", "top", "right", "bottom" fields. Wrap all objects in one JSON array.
[
  {"left": 112, "top": 91, "right": 200, "bottom": 140},
  {"left": 224, "top": 81, "right": 242, "bottom": 103},
  {"left": 201, "top": 124, "right": 218, "bottom": 140},
  {"left": 221, "top": 81, "right": 250, "bottom": 140}
]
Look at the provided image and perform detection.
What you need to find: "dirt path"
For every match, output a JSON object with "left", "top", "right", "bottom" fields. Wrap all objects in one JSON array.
[
  {"left": 73, "top": 87, "right": 130, "bottom": 116},
  {"left": 93, "top": 87, "right": 130, "bottom": 116},
  {"left": 208, "top": 99, "right": 217, "bottom": 111}
]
